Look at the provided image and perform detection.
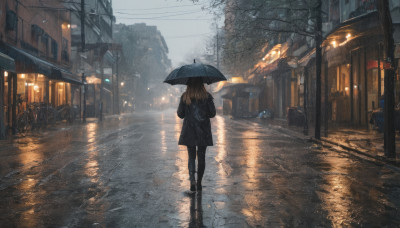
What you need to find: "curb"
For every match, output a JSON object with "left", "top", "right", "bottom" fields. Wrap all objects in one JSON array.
[
  {"left": 312, "top": 137, "right": 400, "bottom": 167},
  {"left": 249, "top": 118, "right": 400, "bottom": 168}
]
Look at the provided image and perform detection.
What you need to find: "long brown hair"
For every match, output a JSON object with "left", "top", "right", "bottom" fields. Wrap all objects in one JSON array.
[{"left": 182, "top": 77, "right": 208, "bottom": 105}]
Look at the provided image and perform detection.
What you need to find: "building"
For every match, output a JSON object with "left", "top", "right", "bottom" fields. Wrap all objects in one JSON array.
[
  {"left": 0, "top": 0, "right": 80, "bottom": 136},
  {"left": 322, "top": 0, "right": 400, "bottom": 129},
  {"left": 230, "top": 0, "right": 400, "bottom": 135},
  {"left": 113, "top": 23, "right": 171, "bottom": 110},
  {"left": 68, "top": 0, "right": 116, "bottom": 118}
]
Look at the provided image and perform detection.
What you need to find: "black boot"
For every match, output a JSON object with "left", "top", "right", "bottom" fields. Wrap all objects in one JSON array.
[
  {"left": 187, "top": 146, "right": 197, "bottom": 192},
  {"left": 189, "top": 172, "right": 196, "bottom": 192},
  {"left": 197, "top": 171, "right": 203, "bottom": 191},
  {"left": 197, "top": 166, "right": 204, "bottom": 191},
  {"left": 197, "top": 146, "right": 206, "bottom": 191}
]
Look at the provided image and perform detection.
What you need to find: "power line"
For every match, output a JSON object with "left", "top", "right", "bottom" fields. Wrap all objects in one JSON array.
[
  {"left": 114, "top": 4, "right": 202, "bottom": 11},
  {"left": 126, "top": 10, "right": 204, "bottom": 19},
  {"left": 115, "top": 9, "right": 202, "bottom": 16},
  {"left": 116, "top": 16, "right": 212, "bottom": 21},
  {"left": 165, "top": 32, "right": 212, "bottom": 39}
]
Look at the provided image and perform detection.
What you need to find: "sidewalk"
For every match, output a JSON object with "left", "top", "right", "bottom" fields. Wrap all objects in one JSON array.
[{"left": 251, "top": 117, "right": 400, "bottom": 163}]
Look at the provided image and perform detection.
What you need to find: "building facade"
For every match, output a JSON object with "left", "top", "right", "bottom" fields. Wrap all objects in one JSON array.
[
  {"left": 68, "top": 0, "right": 116, "bottom": 118},
  {"left": 0, "top": 0, "right": 80, "bottom": 136},
  {"left": 222, "top": 0, "right": 400, "bottom": 135}
]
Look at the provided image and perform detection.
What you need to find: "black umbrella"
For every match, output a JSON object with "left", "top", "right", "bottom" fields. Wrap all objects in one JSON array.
[{"left": 164, "top": 60, "right": 227, "bottom": 85}]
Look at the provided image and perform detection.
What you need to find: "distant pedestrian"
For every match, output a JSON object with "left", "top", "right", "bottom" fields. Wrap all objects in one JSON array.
[{"left": 177, "top": 77, "right": 216, "bottom": 192}]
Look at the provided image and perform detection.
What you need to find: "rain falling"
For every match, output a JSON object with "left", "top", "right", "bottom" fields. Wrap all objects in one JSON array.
[{"left": 1, "top": 0, "right": 400, "bottom": 227}]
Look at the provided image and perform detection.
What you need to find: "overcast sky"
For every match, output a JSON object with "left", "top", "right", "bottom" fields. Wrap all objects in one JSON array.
[{"left": 112, "top": 0, "right": 221, "bottom": 68}]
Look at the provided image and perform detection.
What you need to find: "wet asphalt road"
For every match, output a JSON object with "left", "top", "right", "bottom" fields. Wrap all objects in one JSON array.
[{"left": 1, "top": 110, "right": 400, "bottom": 227}]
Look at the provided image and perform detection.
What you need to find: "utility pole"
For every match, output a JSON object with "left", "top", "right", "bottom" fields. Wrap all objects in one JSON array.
[
  {"left": 378, "top": 0, "right": 396, "bottom": 158},
  {"left": 100, "top": 58, "right": 104, "bottom": 121},
  {"left": 81, "top": 0, "right": 85, "bottom": 52},
  {"left": 81, "top": 0, "right": 87, "bottom": 122},
  {"left": 315, "top": 0, "right": 322, "bottom": 139},
  {"left": 216, "top": 24, "right": 220, "bottom": 69},
  {"left": 116, "top": 53, "right": 120, "bottom": 114},
  {"left": 82, "top": 73, "right": 86, "bottom": 122},
  {"left": 0, "top": 70, "right": 5, "bottom": 139}
]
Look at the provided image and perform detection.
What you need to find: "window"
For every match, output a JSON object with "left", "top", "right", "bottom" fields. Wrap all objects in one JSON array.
[
  {"left": 6, "top": 10, "right": 17, "bottom": 31},
  {"left": 51, "top": 39, "right": 58, "bottom": 61}
]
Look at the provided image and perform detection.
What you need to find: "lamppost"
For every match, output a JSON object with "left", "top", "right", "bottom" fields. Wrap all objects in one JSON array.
[{"left": 115, "top": 52, "right": 120, "bottom": 115}]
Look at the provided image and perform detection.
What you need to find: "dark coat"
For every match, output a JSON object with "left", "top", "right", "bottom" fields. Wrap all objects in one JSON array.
[{"left": 177, "top": 93, "right": 216, "bottom": 146}]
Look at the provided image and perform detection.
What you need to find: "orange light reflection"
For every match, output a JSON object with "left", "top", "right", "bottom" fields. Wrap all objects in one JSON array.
[
  {"left": 241, "top": 127, "right": 264, "bottom": 225},
  {"left": 160, "top": 113, "right": 167, "bottom": 153},
  {"left": 319, "top": 156, "right": 352, "bottom": 226},
  {"left": 16, "top": 138, "right": 44, "bottom": 227},
  {"left": 215, "top": 116, "right": 228, "bottom": 191}
]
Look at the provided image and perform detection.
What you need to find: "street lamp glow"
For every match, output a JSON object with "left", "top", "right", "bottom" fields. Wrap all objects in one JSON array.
[
  {"left": 4, "top": 71, "right": 8, "bottom": 77},
  {"left": 121, "top": 82, "right": 124, "bottom": 86},
  {"left": 162, "top": 97, "right": 165, "bottom": 101},
  {"left": 147, "top": 88, "right": 150, "bottom": 90},
  {"left": 346, "top": 33, "right": 351, "bottom": 39}
]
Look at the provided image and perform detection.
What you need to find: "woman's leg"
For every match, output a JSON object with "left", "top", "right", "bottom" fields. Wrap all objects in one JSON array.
[
  {"left": 187, "top": 146, "right": 197, "bottom": 191},
  {"left": 197, "top": 146, "right": 207, "bottom": 190}
]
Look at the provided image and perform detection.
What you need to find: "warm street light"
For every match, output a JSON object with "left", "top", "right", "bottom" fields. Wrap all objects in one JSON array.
[
  {"left": 147, "top": 88, "right": 150, "bottom": 90},
  {"left": 162, "top": 97, "right": 165, "bottom": 101},
  {"left": 121, "top": 82, "right": 124, "bottom": 86},
  {"left": 4, "top": 71, "right": 7, "bottom": 77}
]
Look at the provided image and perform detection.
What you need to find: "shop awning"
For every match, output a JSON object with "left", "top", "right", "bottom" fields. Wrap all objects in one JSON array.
[
  {"left": 1, "top": 43, "right": 53, "bottom": 75},
  {"left": 0, "top": 43, "right": 81, "bottom": 84},
  {"left": 0, "top": 51, "right": 15, "bottom": 72},
  {"left": 220, "top": 83, "right": 261, "bottom": 99},
  {"left": 51, "top": 68, "right": 82, "bottom": 85}
]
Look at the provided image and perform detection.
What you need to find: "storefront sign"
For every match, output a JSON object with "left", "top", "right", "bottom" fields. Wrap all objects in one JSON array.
[{"left": 367, "top": 60, "right": 391, "bottom": 70}]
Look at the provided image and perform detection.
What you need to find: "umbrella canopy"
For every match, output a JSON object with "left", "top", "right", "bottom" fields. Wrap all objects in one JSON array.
[{"left": 164, "top": 61, "right": 227, "bottom": 85}]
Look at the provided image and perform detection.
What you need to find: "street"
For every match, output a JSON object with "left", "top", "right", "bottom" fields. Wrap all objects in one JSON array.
[{"left": 1, "top": 110, "right": 400, "bottom": 227}]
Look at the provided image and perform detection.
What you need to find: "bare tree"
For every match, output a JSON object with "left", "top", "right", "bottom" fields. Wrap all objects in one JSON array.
[{"left": 193, "top": 0, "right": 324, "bottom": 138}]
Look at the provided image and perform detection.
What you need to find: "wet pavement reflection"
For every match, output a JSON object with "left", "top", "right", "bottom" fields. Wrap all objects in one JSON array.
[{"left": 0, "top": 110, "right": 400, "bottom": 227}]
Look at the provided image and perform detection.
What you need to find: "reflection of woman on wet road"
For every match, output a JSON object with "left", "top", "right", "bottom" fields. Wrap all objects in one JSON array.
[{"left": 177, "top": 77, "right": 216, "bottom": 192}]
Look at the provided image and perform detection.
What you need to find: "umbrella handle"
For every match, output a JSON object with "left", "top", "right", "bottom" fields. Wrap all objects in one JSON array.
[{"left": 193, "top": 59, "right": 196, "bottom": 63}]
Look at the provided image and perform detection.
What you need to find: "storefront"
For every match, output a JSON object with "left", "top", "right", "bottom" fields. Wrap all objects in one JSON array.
[
  {"left": 1, "top": 43, "right": 81, "bottom": 133},
  {"left": 323, "top": 11, "right": 394, "bottom": 127},
  {"left": 0, "top": 51, "right": 15, "bottom": 138},
  {"left": 220, "top": 83, "right": 261, "bottom": 118}
]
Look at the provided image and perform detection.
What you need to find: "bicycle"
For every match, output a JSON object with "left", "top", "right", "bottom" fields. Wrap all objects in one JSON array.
[{"left": 16, "top": 107, "right": 34, "bottom": 135}]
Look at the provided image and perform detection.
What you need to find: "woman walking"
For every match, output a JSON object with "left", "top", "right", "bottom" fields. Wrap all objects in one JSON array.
[{"left": 177, "top": 77, "right": 216, "bottom": 192}]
